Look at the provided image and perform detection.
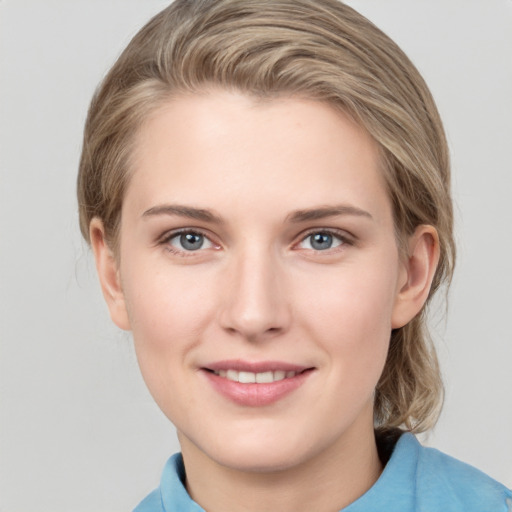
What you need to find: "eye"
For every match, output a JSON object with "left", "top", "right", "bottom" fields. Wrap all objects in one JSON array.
[
  {"left": 298, "top": 231, "right": 346, "bottom": 251},
  {"left": 165, "top": 230, "right": 215, "bottom": 252}
]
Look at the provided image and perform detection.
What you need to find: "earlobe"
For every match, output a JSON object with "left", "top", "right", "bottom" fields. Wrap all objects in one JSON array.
[
  {"left": 89, "top": 219, "right": 131, "bottom": 331},
  {"left": 391, "top": 225, "right": 440, "bottom": 329}
]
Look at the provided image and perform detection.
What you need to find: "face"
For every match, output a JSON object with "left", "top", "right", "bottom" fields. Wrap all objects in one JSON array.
[{"left": 102, "top": 91, "right": 414, "bottom": 473}]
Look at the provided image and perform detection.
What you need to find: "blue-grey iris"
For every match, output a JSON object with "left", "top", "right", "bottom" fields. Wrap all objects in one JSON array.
[
  {"left": 310, "top": 233, "right": 333, "bottom": 250},
  {"left": 181, "top": 233, "right": 204, "bottom": 251}
]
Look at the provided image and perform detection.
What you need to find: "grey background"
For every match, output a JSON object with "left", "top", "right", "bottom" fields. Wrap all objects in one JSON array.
[{"left": 1, "top": 1, "right": 511, "bottom": 510}]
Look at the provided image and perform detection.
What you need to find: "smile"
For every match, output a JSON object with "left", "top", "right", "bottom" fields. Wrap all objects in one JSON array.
[
  {"left": 212, "top": 369, "right": 299, "bottom": 383},
  {"left": 202, "top": 361, "right": 314, "bottom": 406}
]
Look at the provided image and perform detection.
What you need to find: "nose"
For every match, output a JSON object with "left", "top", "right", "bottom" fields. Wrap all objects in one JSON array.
[{"left": 219, "top": 246, "right": 291, "bottom": 342}]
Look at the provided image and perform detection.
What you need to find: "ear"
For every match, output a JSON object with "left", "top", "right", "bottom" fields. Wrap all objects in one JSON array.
[
  {"left": 89, "top": 218, "right": 131, "bottom": 331},
  {"left": 391, "top": 225, "right": 440, "bottom": 329}
]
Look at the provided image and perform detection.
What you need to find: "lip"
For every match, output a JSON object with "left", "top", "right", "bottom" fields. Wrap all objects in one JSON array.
[
  {"left": 201, "top": 360, "right": 315, "bottom": 407},
  {"left": 205, "top": 359, "right": 309, "bottom": 373}
]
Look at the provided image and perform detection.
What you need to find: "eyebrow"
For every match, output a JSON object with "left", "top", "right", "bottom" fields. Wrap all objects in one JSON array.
[
  {"left": 142, "top": 204, "right": 224, "bottom": 224},
  {"left": 286, "top": 205, "right": 373, "bottom": 223},
  {"left": 142, "top": 203, "right": 373, "bottom": 224}
]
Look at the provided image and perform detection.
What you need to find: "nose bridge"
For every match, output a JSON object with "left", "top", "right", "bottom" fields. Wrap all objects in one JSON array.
[{"left": 220, "top": 241, "right": 290, "bottom": 340}]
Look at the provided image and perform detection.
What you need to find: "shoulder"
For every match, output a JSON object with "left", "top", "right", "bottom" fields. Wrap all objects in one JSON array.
[
  {"left": 133, "top": 488, "right": 164, "bottom": 512},
  {"left": 403, "top": 434, "right": 512, "bottom": 512}
]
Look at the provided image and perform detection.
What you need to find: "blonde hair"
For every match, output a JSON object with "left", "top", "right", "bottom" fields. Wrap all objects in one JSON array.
[{"left": 78, "top": 0, "right": 455, "bottom": 432}]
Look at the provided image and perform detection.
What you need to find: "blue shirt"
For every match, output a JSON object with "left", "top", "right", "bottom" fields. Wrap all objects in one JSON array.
[{"left": 134, "top": 433, "right": 512, "bottom": 511}]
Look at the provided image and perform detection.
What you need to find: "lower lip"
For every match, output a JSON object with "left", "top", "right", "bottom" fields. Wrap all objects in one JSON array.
[{"left": 202, "top": 370, "right": 313, "bottom": 407}]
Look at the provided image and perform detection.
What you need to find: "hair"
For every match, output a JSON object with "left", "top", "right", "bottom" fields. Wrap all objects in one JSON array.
[{"left": 78, "top": 0, "right": 455, "bottom": 433}]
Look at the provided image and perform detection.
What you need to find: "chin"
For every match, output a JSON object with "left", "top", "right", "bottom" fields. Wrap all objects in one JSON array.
[
  {"left": 215, "top": 446, "right": 307, "bottom": 474},
  {"left": 187, "top": 426, "right": 323, "bottom": 474}
]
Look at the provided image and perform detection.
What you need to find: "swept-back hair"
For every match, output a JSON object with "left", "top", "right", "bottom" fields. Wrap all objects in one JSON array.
[{"left": 78, "top": 0, "right": 455, "bottom": 432}]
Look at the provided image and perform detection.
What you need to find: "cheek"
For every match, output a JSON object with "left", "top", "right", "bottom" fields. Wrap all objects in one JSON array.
[
  {"left": 120, "top": 261, "right": 219, "bottom": 419},
  {"left": 122, "top": 260, "right": 216, "bottom": 358},
  {"left": 296, "top": 259, "right": 398, "bottom": 371}
]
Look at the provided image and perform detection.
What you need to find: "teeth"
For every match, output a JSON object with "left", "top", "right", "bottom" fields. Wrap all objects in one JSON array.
[
  {"left": 256, "top": 371, "right": 273, "bottom": 383},
  {"left": 213, "top": 369, "right": 298, "bottom": 383},
  {"left": 273, "top": 370, "right": 286, "bottom": 381},
  {"left": 238, "top": 371, "right": 256, "bottom": 384},
  {"left": 226, "top": 369, "right": 238, "bottom": 381}
]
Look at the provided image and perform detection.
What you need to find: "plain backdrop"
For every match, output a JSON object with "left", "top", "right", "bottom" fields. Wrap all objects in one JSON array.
[{"left": 1, "top": 1, "right": 511, "bottom": 510}]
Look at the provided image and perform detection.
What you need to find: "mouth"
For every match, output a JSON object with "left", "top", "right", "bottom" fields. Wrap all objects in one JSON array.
[
  {"left": 207, "top": 368, "right": 306, "bottom": 383},
  {"left": 201, "top": 361, "right": 315, "bottom": 406}
]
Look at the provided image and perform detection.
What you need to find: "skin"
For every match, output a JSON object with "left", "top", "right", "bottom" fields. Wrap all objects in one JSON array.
[{"left": 91, "top": 90, "right": 439, "bottom": 512}]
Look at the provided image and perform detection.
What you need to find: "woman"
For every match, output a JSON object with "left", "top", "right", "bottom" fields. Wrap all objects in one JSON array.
[{"left": 77, "top": 0, "right": 511, "bottom": 510}]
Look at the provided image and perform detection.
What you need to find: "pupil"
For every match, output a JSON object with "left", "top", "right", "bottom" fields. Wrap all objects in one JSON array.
[
  {"left": 311, "top": 233, "right": 332, "bottom": 250},
  {"left": 181, "top": 233, "right": 203, "bottom": 251}
]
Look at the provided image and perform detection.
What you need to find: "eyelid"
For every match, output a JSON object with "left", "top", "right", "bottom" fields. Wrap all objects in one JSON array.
[
  {"left": 156, "top": 226, "right": 354, "bottom": 254},
  {"left": 158, "top": 227, "right": 221, "bottom": 255},
  {"left": 293, "top": 227, "right": 355, "bottom": 251}
]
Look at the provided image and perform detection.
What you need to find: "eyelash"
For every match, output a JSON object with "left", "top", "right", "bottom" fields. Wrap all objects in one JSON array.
[
  {"left": 295, "top": 229, "right": 353, "bottom": 253},
  {"left": 159, "top": 229, "right": 218, "bottom": 257},
  {"left": 158, "top": 228, "right": 354, "bottom": 256}
]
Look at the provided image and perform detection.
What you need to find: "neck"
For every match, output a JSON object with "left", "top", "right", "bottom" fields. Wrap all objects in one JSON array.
[{"left": 179, "top": 420, "right": 382, "bottom": 512}]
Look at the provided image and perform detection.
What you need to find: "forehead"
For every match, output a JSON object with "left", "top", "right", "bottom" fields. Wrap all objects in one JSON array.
[{"left": 126, "top": 90, "right": 390, "bottom": 223}]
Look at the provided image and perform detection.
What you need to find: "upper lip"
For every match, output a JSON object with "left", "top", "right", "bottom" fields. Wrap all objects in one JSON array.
[{"left": 203, "top": 359, "right": 312, "bottom": 373}]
